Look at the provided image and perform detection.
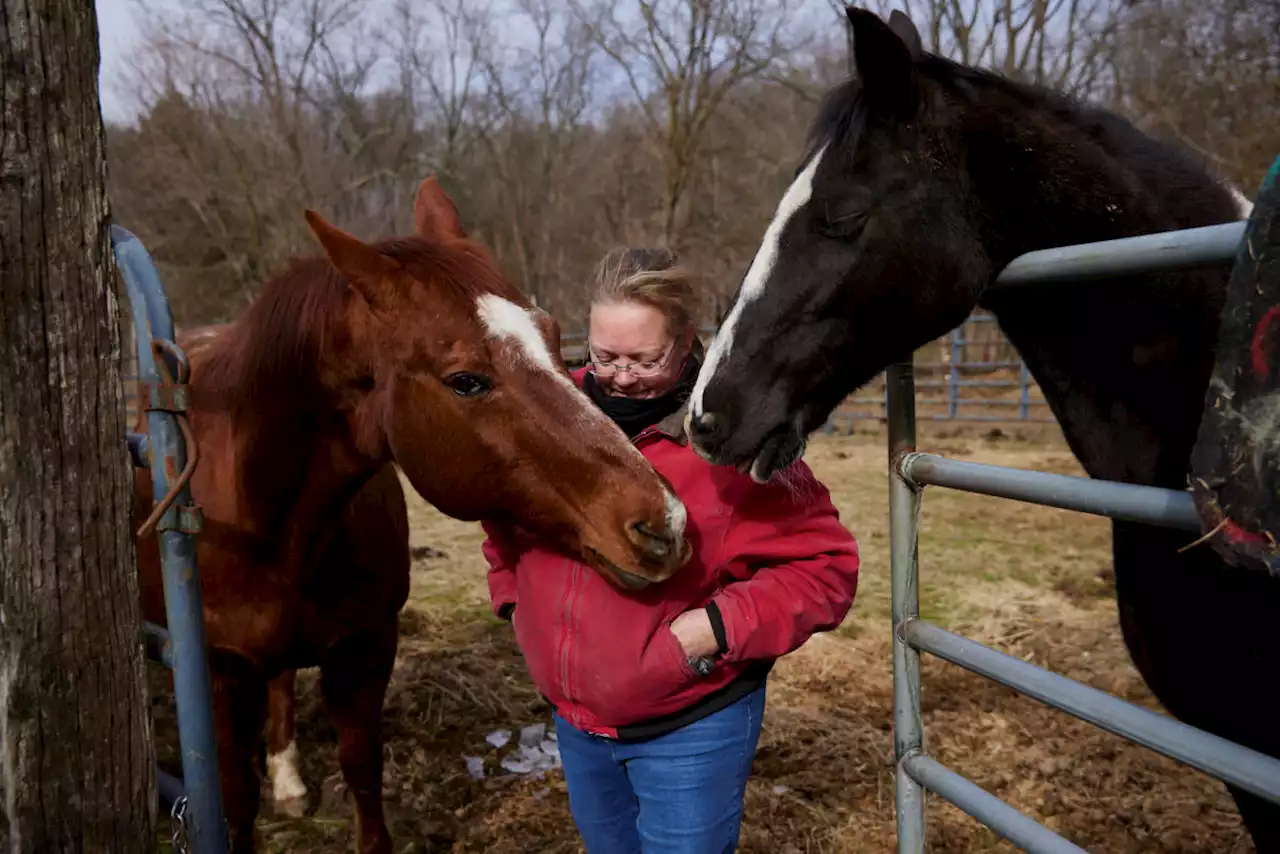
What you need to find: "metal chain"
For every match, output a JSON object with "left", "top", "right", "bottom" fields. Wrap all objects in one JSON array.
[{"left": 170, "top": 796, "right": 190, "bottom": 854}]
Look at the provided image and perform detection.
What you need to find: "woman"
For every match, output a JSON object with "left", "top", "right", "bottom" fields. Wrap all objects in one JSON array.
[{"left": 482, "top": 247, "right": 860, "bottom": 853}]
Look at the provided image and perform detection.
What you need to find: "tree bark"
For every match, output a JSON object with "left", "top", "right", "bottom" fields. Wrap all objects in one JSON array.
[{"left": 0, "top": 1, "right": 157, "bottom": 851}]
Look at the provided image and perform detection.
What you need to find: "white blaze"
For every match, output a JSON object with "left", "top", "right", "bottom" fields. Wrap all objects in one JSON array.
[
  {"left": 476, "top": 293, "right": 689, "bottom": 535},
  {"left": 477, "top": 294, "right": 603, "bottom": 433},
  {"left": 664, "top": 486, "right": 688, "bottom": 542},
  {"left": 476, "top": 294, "right": 565, "bottom": 378},
  {"left": 691, "top": 144, "right": 828, "bottom": 417},
  {"left": 475, "top": 294, "right": 645, "bottom": 445}
]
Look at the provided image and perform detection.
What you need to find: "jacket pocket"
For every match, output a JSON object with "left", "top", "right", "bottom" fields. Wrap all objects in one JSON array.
[
  {"left": 657, "top": 618, "right": 698, "bottom": 681},
  {"left": 570, "top": 619, "right": 699, "bottom": 725}
]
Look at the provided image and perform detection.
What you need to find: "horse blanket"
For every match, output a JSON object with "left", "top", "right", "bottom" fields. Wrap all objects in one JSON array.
[{"left": 1189, "top": 156, "right": 1280, "bottom": 578}]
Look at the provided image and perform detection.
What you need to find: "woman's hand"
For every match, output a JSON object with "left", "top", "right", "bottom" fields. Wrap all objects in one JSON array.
[{"left": 670, "top": 609, "right": 719, "bottom": 658}]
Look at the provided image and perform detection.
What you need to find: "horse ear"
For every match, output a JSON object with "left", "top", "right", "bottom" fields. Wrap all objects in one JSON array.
[
  {"left": 414, "top": 176, "right": 467, "bottom": 241},
  {"left": 846, "top": 5, "right": 920, "bottom": 116},
  {"left": 887, "top": 10, "right": 923, "bottom": 59},
  {"left": 304, "top": 209, "right": 400, "bottom": 304}
]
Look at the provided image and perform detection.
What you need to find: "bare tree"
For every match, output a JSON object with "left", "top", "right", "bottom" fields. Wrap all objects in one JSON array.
[
  {"left": 106, "top": 0, "right": 829, "bottom": 329},
  {"left": 574, "top": 0, "right": 808, "bottom": 247},
  {"left": 828, "top": 0, "right": 1119, "bottom": 95},
  {"left": 473, "top": 0, "right": 601, "bottom": 309},
  {"left": 395, "top": 0, "right": 496, "bottom": 184},
  {"left": 1107, "top": 0, "right": 1280, "bottom": 193},
  {"left": 112, "top": 0, "right": 393, "bottom": 320},
  {"left": 1, "top": 0, "right": 156, "bottom": 848}
]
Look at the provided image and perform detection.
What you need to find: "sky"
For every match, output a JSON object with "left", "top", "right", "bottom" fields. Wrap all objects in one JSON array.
[
  {"left": 92, "top": 0, "right": 835, "bottom": 126},
  {"left": 96, "top": 0, "right": 151, "bottom": 122}
]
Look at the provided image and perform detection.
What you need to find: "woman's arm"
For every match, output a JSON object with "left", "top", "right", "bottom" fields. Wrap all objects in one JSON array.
[
  {"left": 481, "top": 521, "right": 519, "bottom": 621},
  {"left": 705, "top": 462, "right": 860, "bottom": 663}
]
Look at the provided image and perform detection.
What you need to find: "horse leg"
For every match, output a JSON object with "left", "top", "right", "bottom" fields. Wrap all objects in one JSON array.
[
  {"left": 320, "top": 629, "right": 396, "bottom": 854},
  {"left": 1113, "top": 523, "right": 1280, "bottom": 850},
  {"left": 1228, "top": 787, "right": 1280, "bottom": 854},
  {"left": 265, "top": 668, "right": 308, "bottom": 817},
  {"left": 210, "top": 649, "right": 269, "bottom": 854}
]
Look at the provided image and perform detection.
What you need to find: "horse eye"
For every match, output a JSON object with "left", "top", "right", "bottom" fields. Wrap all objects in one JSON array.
[
  {"left": 444, "top": 372, "right": 492, "bottom": 398},
  {"left": 819, "top": 210, "right": 869, "bottom": 240}
]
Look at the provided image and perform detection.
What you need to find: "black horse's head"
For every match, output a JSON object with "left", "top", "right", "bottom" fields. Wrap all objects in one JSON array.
[{"left": 689, "top": 7, "right": 992, "bottom": 480}]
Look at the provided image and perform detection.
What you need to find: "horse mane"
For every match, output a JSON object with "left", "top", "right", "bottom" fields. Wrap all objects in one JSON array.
[
  {"left": 195, "top": 233, "right": 522, "bottom": 418},
  {"left": 195, "top": 254, "right": 349, "bottom": 415},
  {"left": 806, "top": 51, "right": 1232, "bottom": 236},
  {"left": 807, "top": 54, "right": 1096, "bottom": 158}
]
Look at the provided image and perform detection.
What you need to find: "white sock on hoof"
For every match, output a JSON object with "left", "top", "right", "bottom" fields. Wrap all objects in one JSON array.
[{"left": 267, "top": 740, "right": 308, "bottom": 808}]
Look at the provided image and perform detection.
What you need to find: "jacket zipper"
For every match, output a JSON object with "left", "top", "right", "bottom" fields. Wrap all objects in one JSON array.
[{"left": 560, "top": 427, "right": 661, "bottom": 731}]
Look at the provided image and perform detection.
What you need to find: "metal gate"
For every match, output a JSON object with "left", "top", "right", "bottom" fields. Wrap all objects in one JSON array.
[
  {"left": 116, "top": 226, "right": 228, "bottom": 853},
  {"left": 886, "top": 166, "right": 1280, "bottom": 852},
  {"left": 834, "top": 316, "right": 1052, "bottom": 428}
]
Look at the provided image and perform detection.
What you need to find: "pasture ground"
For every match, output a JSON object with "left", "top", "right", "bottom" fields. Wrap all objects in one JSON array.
[{"left": 151, "top": 423, "right": 1253, "bottom": 853}]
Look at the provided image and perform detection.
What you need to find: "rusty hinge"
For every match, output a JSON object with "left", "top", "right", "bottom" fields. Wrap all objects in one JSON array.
[
  {"left": 155, "top": 503, "right": 204, "bottom": 535},
  {"left": 143, "top": 382, "right": 190, "bottom": 413}
]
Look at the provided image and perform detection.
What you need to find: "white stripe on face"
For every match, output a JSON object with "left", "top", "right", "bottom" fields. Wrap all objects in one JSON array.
[
  {"left": 476, "top": 294, "right": 565, "bottom": 378},
  {"left": 477, "top": 293, "right": 691, "bottom": 547},
  {"left": 475, "top": 293, "right": 645, "bottom": 439},
  {"left": 691, "top": 144, "right": 828, "bottom": 416},
  {"left": 664, "top": 484, "right": 687, "bottom": 542},
  {"left": 477, "top": 293, "right": 607, "bottom": 434},
  {"left": 476, "top": 292, "right": 690, "bottom": 538}
]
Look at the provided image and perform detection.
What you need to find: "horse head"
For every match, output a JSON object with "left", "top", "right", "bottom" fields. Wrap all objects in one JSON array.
[
  {"left": 688, "top": 7, "right": 995, "bottom": 480},
  {"left": 305, "top": 177, "right": 691, "bottom": 590}
]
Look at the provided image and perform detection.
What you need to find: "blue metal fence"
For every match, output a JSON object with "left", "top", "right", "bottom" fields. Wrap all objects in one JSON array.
[
  {"left": 115, "top": 226, "right": 227, "bottom": 854},
  {"left": 832, "top": 314, "right": 1053, "bottom": 429},
  {"left": 886, "top": 178, "right": 1280, "bottom": 853}
]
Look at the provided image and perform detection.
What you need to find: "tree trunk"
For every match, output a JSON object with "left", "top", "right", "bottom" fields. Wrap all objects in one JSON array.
[{"left": 0, "top": 1, "right": 157, "bottom": 851}]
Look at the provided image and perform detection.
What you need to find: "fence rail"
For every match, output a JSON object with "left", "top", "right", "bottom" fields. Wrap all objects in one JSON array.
[
  {"left": 115, "top": 224, "right": 227, "bottom": 853},
  {"left": 887, "top": 188, "right": 1279, "bottom": 854}
]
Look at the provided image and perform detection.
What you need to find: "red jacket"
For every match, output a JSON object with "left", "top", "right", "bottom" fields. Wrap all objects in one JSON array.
[{"left": 482, "top": 370, "right": 860, "bottom": 738}]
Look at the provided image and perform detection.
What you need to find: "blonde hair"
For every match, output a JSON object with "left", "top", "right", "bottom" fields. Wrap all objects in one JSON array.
[{"left": 588, "top": 246, "right": 700, "bottom": 337}]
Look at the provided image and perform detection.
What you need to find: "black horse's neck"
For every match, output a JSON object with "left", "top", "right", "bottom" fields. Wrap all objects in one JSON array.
[{"left": 961, "top": 90, "right": 1239, "bottom": 489}]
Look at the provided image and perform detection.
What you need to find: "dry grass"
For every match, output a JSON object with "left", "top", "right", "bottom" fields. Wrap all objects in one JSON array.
[{"left": 150, "top": 422, "right": 1253, "bottom": 853}]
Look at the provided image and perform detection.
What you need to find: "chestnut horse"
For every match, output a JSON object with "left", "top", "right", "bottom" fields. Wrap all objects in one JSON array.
[{"left": 134, "top": 177, "right": 691, "bottom": 854}]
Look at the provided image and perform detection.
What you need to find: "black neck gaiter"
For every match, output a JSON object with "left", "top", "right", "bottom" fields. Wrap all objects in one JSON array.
[{"left": 583, "top": 343, "right": 702, "bottom": 439}]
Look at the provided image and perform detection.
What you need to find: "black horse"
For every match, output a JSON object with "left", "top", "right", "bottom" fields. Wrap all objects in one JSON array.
[{"left": 688, "top": 6, "right": 1277, "bottom": 850}]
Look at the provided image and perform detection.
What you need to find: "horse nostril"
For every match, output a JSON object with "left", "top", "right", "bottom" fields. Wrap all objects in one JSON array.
[
  {"left": 630, "top": 521, "right": 672, "bottom": 559},
  {"left": 690, "top": 411, "right": 720, "bottom": 441}
]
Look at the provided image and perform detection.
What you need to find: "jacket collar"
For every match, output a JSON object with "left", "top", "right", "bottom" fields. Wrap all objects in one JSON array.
[{"left": 646, "top": 402, "right": 691, "bottom": 446}]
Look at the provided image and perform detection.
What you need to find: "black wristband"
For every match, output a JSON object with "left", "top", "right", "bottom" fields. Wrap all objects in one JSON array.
[
  {"left": 497, "top": 602, "right": 516, "bottom": 622},
  {"left": 705, "top": 600, "right": 728, "bottom": 656}
]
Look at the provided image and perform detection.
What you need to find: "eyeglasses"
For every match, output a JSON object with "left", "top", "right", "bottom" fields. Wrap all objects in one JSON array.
[{"left": 586, "top": 339, "right": 677, "bottom": 379}]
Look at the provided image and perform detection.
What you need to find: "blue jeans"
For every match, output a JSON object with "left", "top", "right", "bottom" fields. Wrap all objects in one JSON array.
[{"left": 553, "top": 684, "right": 767, "bottom": 854}]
